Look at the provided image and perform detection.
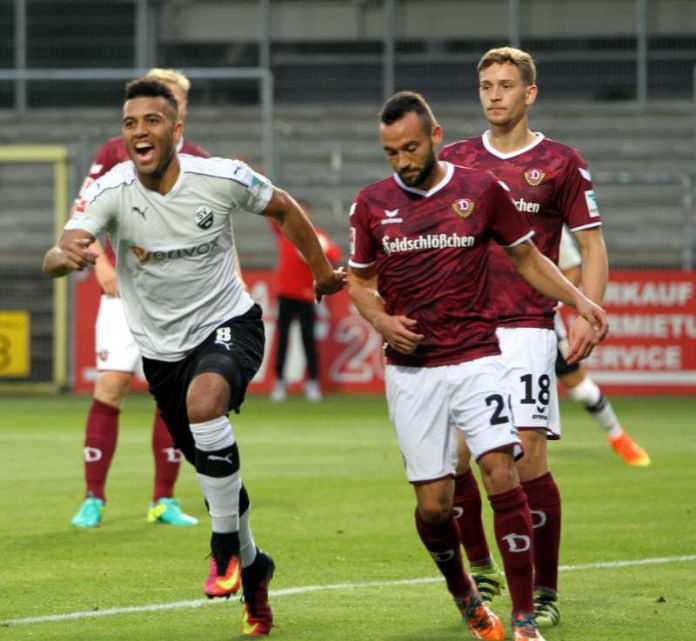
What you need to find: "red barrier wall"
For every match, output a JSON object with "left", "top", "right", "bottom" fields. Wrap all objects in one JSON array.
[
  {"left": 560, "top": 270, "right": 696, "bottom": 394},
  {"left": 73, "top": 269, "right": 696, "bottom": 396},
  {"left": 72, "top": 269, "right": 386, "bottom": 395}
]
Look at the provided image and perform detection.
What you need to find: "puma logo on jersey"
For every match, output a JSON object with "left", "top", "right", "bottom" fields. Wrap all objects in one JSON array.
[{"left": 132, "top": 205, "right": 148, "bottom": 219}]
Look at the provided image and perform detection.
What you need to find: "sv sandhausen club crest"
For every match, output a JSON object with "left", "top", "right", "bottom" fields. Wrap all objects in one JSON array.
[
  {"left": 194, "top": 206, "right": 214, "bottom": 229},
  {"left": 452, "top": 198, "right": 475, "bottom": 218},
  {"left": 523, "top": 168, "right": 545, "bottom": 187}
]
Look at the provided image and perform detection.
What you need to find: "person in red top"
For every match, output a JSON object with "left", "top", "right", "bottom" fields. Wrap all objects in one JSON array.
[
  {"left": 70, "top": 68, "right": 207, "bottom": 529},
  {"left": 348, "top": 90, "right": 607, "bottom": 641},
  {"left": 439, "top": 47, "right": 610, "bottom": 628},
  {"left": 269, "top": 201, "right": 341, "bottom": 402}
]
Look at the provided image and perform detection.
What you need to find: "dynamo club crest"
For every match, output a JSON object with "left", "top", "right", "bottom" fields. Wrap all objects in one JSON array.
[
  {"left": 452, "top": 198, "right": 475, "bottom": 218},
  {"left": 523, "top": 169, "right": 545, "bottom": 187}
]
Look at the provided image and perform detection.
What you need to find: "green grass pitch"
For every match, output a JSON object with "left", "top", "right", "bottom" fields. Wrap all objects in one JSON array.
[{"left": 1, "top": 393, "right": 694, "bottom": 640}]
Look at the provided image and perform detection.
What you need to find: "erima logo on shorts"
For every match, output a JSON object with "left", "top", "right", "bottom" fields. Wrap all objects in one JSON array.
[
  {"left": 382, "top": 233, "right": 474, "bottom": 255},
  {"left": 131, "top": 238, "right": 220, "bottom": 264}
]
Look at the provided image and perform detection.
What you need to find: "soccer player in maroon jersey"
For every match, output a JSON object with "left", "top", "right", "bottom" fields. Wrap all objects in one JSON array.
[
  {"left": 348, "top": 91, "right": 607, "bottom": 641},
  {"left": 70, "top": 69, "right": 206, "bottom": 530},
  {"left": 439, "top": 46, "right": 610, "bottom": 628}
]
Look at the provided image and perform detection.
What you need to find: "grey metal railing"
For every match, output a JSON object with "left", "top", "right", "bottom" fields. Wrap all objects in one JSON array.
[{"left": 0, "top": 67, "right": 276, "bottom": 180}]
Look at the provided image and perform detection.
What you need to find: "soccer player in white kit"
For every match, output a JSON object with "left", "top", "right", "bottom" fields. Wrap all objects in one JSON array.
[
  {"left": 44, "top": 77, "right": 345, "bottom": 637},
  {"left": 347, "top": 91, "right": 607, "bottom": 641},
  {"left": 69, "top": 68, "right": 207, "bottom": 530},
  {"left": 555, "top": 227, "right": 650, "bottom": 465}
]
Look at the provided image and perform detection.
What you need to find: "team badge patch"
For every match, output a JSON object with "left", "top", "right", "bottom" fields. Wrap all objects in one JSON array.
[
  {"left": 195, "top": 206, "right": 214, "bottom": 229},
  {"left": 523, "top": 169, "right": 545, "bottom": 187},
  {"left": 97, "top": 349, "right": 109, "bottom": 362},
  {"left": 452, "top": 198, "right": 475, "bottom": 218}
]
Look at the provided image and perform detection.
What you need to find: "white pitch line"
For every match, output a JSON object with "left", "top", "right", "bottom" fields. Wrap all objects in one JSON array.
[{"left": 3, "top": 554, "right": 695, "bottom": 627}]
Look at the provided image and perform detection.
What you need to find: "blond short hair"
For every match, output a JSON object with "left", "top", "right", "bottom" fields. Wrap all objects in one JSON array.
[
  {"left": 146, "top": 68, "right": 191, "bottom": 94},
  {"left": 477, "top": 47, "right": 536, "bottom": 86}
]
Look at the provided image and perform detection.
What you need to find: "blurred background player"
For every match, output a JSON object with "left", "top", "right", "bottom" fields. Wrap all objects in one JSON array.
[
  {"left": 440, "top": 46, "right": 609, "bottom": 628},
  {"left": 269, "top": 200, "right": 341, "bottom": 402},
  {"left": 70, "top": 68, "right": 206, "bottom": 528},
  {"left": 555, "top": 226, "right": 650, "bottom": 466}
]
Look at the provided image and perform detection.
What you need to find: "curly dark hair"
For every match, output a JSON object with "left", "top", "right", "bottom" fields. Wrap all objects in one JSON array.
[{"left": 124, "top": 77, "right": 179, "bottom": 119}]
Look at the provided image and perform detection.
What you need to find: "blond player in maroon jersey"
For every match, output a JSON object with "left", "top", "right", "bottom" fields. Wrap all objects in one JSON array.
[
  {"left": 440, "top": 47, "right": 610, "bottom": 628},
  {"left": 348, "top": 91, "right": 607, "bottom": 641}
]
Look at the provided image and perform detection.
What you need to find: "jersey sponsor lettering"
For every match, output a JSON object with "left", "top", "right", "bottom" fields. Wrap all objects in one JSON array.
[
  {"left": 513, "top": 197, "right": 540, "bottom": 214},
  {"left": 381, "top": 232, "right": 474, "bottom": 255},
  {"left": 130, "top": 239, "right": 220, "bottom": 264}
]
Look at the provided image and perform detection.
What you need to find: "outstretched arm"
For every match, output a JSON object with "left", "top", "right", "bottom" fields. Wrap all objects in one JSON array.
[
  {"left": 261, "top": 188, "right": 346, "bottom": 299},
  {"left": 505, "top": 239, "right": 608, "bottom": 362},
  {"left": 43, "top": 229, "right": 98, "bottom": 278}
]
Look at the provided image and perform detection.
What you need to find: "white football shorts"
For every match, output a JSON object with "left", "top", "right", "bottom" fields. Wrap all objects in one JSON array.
[
  {"left": 496, "top": 326, "right": 560, "bottom": 437},
  {"left": 94, "top": 294, "right": 143, "bottom": 376},
  {"left": 385, "top": 355, "right": 522, "bottom": 483}
]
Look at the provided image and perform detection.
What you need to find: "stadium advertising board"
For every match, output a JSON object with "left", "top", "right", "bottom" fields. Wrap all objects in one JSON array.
[
  {"left": 560, "top": 270, "right": 696, "bottom": 394},
  {"left": 73, "top": 269, "right": 696, "bottom": 396}
]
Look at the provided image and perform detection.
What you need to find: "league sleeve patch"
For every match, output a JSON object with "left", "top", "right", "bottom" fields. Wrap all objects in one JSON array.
[
  {"left": 584, "top": 189, "right": 600, "bottom": 218},
  {"left": 350, "top": 226, "right": 356, "bottom": 257},
  {"left": 73, "top": 198, "right": 88, "bottom": 215}
]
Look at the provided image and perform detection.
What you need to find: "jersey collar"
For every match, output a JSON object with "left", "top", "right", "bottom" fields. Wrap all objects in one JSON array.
[
  {"left": 393, "top": 161, "right": 454, "bottom": 197},
  {"left": 481, "top": 131, "right": 545, "bottom": 159}
]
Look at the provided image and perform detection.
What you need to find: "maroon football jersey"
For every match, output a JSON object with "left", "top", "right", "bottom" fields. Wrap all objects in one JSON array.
[
  {"left": 72, "top": 135, "right": 210, "bottom": 263},
  {"left": 440, "top": 133, "right": 601, "bottom": 329},
  {"left": 349, "top": 162, "right": 533, "bottom": 367}
]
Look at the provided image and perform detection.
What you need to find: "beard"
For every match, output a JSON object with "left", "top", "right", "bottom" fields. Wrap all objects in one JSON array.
[{"left": 399, "top": 147, "right": 437, "bottom": 188}]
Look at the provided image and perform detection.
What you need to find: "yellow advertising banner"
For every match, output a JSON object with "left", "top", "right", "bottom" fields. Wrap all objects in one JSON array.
[{"left": 0, "top": 311, "right": 30, "bottom": 377}]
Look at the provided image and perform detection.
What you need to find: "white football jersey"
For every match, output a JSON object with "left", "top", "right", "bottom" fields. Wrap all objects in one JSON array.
[{"left": 66, "top": 154, "right": 273, "bottom": 361}]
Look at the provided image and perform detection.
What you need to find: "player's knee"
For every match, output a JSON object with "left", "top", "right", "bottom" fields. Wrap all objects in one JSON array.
[
  {"left": 187, "top": 373, "right": 230, "bottom": 422},
  {"left": 417, "top": 502, "right": 452, "bottom": 524},
  {"left": 94, "top": 371, "right": 132, "bottom": 406},
  {"left": 478, "top": 456, "right": 518, "bottom": 495}
]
